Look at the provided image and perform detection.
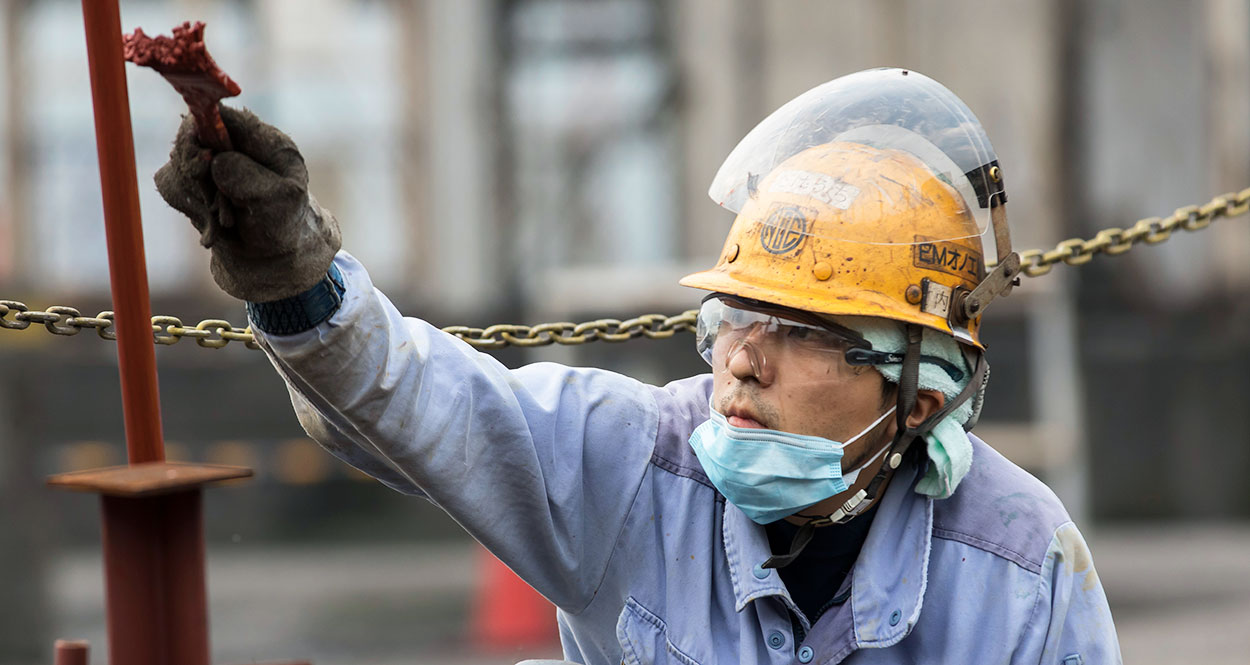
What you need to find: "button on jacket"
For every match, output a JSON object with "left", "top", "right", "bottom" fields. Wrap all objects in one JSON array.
[{"left": 255, "top": 252, "right": 1121, "bottom": 664}]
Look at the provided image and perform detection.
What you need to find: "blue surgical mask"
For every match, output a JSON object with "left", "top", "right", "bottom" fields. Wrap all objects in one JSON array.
[{"left": 689, "top": 404, "right": 897, "bottom": 524}]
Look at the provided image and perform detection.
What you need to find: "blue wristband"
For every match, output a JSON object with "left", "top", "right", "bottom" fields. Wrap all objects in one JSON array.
[{"left": 246, "top": 263, "right": 346, "bottom": 335}]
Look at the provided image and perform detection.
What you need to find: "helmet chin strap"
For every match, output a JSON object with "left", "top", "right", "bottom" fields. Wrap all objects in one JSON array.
[{"left": 762, "top": 325, "right": 990, "bottom": 569}]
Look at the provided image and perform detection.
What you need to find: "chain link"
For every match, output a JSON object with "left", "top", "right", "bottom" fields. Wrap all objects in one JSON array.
[{"left": 2, "top": 187, "right": 1247, "bottom": 350}]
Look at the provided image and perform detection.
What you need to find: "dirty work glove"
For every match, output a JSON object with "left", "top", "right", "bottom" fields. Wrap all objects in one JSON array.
[{"left": 154, "top": 106, "right": 341, "bottom": 302}]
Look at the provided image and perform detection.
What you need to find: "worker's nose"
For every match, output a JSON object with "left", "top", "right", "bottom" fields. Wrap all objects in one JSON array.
[{"left": 725, "top": 337, "right": 774, "bottom": 387}]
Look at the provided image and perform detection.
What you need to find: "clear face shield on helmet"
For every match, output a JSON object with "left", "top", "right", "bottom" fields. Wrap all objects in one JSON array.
[{"left": 685, "top": 69, "right": 1020, "bottom": 349}]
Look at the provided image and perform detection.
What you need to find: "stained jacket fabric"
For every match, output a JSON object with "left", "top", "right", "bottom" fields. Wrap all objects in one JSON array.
[{"left": 254, "top": 252, "right": 1121, "bottom": 665}]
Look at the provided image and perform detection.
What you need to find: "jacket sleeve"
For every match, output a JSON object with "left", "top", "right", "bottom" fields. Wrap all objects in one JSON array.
[
  {"left": 1015, "top": 521, "right": 1123, "bottom": 665},
  {"left": 252, "top": 251, "right": 661, "bottom": 612}
]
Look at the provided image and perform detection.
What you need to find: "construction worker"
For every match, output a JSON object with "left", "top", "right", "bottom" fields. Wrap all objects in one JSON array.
[{"left": 157, "top": 68, "right": 1120, "bottom": 663}]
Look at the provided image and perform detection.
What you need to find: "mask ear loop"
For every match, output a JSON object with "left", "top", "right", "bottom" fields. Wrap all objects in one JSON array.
[{"left": 830, "top": 405, "right": 898, "bottom": 451}]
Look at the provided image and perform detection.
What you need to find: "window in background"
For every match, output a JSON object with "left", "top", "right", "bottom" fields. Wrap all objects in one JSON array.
[
  {"left": 503, "top": 0, "right": 682, "bottom": 314},
  {"left": 15, "top": 0, "right": 406, "bottom": 297}
]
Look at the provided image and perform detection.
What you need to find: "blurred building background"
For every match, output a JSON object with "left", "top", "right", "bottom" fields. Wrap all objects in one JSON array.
[{"left": 1, "top": 0, "right": 1248, "bottom": 663}]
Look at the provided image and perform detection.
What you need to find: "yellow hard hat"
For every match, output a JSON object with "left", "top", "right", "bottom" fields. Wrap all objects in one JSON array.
[{"left": 681, "top": 68, "right": 1019, "bottom": 349}]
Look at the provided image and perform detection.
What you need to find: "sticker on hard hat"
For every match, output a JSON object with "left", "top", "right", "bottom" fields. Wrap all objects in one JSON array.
[
  {"left": 913, "top": 236, "right": 981, "bottom": 280},
  {"left": 760, "top": 205, "right": 814, "bottom": 255},
  {"left": 920, "top": 279, "right": 953, "bottom": 318},
  {"left": 769, "top": 170, "right": 860, "bottom": 210}
]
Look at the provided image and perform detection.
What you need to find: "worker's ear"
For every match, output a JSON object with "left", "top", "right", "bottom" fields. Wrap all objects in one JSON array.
[{"left": 906, "top": 389, "right": 946, "bottom": 429}]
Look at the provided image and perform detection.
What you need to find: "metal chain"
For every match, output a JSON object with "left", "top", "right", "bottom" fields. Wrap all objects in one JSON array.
[
  {"left": 2, "top": 187, "right": 1247, "bottom": 350},
  {"left": 1013, "top": 186, "right": 1250, "bottom": 277},
  {"left": 0, "top": 303, "right": 264, "bottom": 350},
  {"left": 442, "top": 312, "right": 698, "bottom": 350}
]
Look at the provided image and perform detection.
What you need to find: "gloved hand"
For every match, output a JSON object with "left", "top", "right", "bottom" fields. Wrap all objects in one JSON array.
[{"left": 155, "top": 106, "right": 341, "bottom": 302}]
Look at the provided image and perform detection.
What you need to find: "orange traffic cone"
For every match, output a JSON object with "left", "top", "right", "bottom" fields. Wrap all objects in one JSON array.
[{"left": 471, "top": 545, "right": 560, "bottom": 651}]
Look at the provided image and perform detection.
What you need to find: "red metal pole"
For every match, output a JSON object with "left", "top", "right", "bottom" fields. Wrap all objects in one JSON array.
[
  {"left": 61, "top": 7, "right": 296, "bottom": 664},
  {"left": 81, "top": 0, "right": 164, "bottom": 464},
  {"left": 101, "top": 491, "right": 210, "bottom": 665}
]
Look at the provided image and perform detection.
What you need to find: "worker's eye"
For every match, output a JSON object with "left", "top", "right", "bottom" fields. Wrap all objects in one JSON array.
[
  {"left": 786, "top": 326, "right": 848, "bottom": 351},
  {"left": 785, "top": 326, "right": 816, "bottom": 340}
]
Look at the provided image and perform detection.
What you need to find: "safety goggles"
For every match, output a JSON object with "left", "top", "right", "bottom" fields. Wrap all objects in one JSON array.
[{"left": 695, "top": 294, "right": 964, "bottom": 383}]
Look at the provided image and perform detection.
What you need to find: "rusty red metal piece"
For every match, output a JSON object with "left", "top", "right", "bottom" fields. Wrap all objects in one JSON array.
[
  {"left": 123, "top": 20, "right": 240, "bottom": 248},
  {"left": 123, "top": 21, "right": 241, "bottom": 152}
]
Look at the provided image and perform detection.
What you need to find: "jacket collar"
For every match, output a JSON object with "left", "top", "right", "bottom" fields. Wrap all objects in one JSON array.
[
  {"left": 721, "top": 496, "right": 803, "bottom": 619},
  {"left": 721, "top": 460, "right": 933, "bottom": 654},
  {"left": 848, "top": 460, "right": 932, "bottom": 647}
]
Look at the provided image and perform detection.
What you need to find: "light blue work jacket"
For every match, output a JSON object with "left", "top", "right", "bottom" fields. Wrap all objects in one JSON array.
[{"left": 254, "top": 252, "right": 1121, "bottom": 664}]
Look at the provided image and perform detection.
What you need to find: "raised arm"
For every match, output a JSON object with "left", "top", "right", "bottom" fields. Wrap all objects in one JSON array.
[{"left": 155, "top": 108, "right": 662, "bottom": 610}]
